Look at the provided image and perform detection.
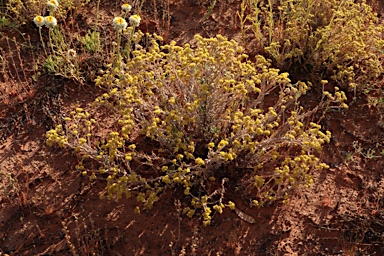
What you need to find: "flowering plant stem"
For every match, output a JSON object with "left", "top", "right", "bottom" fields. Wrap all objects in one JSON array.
[
  {"left": 94, "top": 0, "right": 101, "bottom": 32},
  {"left": 39, "top": 27, "right": 48, "bottom": 57},
  {"left": 125, "top": 27, "right": 135, "bottom": 60},
  {"left": 48, "top": 28, "right": 55, "bottom": 55},
  {"left": 115, "top": 30, "right": 122, "bottom": 67}
]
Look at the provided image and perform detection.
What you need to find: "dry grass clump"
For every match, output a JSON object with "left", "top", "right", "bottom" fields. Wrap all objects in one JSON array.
[{"left": 46, "top": 34, "right": 341, "bottom": 225}]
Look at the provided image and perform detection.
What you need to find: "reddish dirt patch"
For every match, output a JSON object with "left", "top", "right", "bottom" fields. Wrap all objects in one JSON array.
[{"left": 1, "top": 1, "right": 384, "bottom": 255}]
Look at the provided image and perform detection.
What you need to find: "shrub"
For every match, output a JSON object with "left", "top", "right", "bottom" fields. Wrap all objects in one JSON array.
[
  {"left": 46, "top": 34, "right": 338, "bottom": 225},
  {"left": 240, "top": 0, "right": 384, "bottom": 89}
]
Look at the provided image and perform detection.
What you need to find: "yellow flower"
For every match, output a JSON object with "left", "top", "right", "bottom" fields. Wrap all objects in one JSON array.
[
  {"left": 33, "top": 16, "right": 45, "bottom": 27},
  {"left": 195, "top": 157, "right": 205, "bottom": 166},
  {"left": 47, "top": 0, "right": 59, "bottom": 10},
  {"left": 44, "top": 16, "right": 57, "bottom": 28},
  {"left": 203, "top": 220, "right": 211, "bottom": 227},
  {"left": 113, "top": 17, "right": 128, "bottom": 31},
  {"left": 213, "top": 204, "right": 223, "bottom": 214},
  {"left": 129, "top": 14, "right": 141, "bottom": 27},
  {"left": 121, "top": 3, "right": 132, "bottom": 12},
  {"left": 162, "top": 175, "right": 171, "bottom": 184},
  {"left": 227, "top": 201, "right": 235, "bottom": 210},
  {"left": 168, "top": 97, "right": 175, "bottom": 104},
  {"left": 217, "top": 139, "right": 228, "bottom": 149}
]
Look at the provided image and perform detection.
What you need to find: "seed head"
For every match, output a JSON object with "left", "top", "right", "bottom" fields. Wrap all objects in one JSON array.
[{"left": 67, "top": 49, "right": 77, "bottom": 59}]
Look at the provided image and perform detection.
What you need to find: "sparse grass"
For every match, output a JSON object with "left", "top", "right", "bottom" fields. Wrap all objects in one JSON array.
[
  {"left": 0, "top": 163, "right": 30, "bottom": 209},
  {"left": 62, "top": 215, "right": 110, "bottom": 255},
  {"left": 0, "top": 36, "right": 36, "bottom": 104},
  {"left": 352, "top": 141, "right": 383, "bottom": 160}
]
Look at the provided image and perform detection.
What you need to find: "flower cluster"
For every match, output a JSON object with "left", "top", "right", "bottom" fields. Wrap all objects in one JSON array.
[
  {"left": 113, "top": 4, "right": 140, "bottom": 32},
  {"left": 33, "top": 0, "right": 60, "bottom": 28}
]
